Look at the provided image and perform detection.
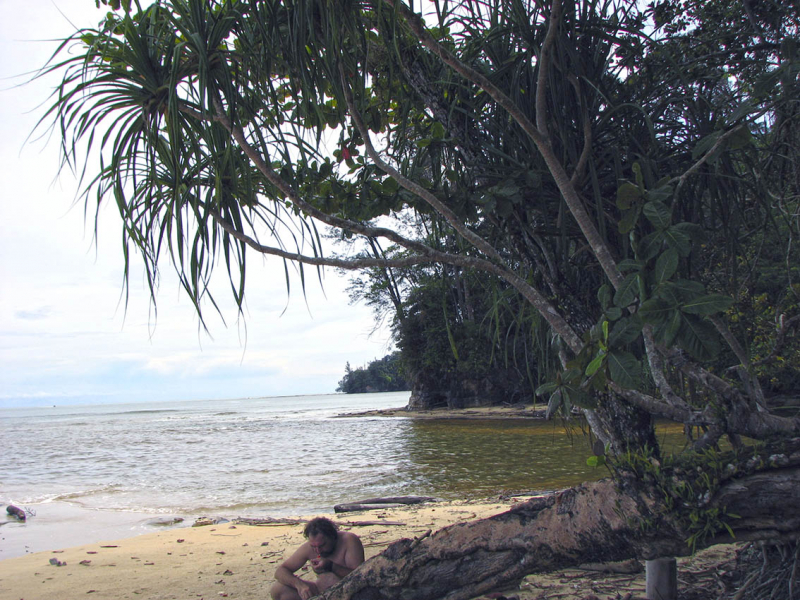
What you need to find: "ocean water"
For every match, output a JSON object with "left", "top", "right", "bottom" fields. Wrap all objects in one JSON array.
[{"left": 0, "top": 392, "right": 602, "bottom": 558}]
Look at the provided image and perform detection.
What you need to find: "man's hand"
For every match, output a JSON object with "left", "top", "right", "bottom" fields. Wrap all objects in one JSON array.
[
  {"left": 309, "top": 556, "right": 332, "bottom": 573},
  {"left": 294, "top": 579, "right": 318, "bottom": 600}
]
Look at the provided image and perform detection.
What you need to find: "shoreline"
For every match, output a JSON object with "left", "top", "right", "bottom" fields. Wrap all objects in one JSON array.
[
  {"left": 0, "top": 496, "right": 740, "bottom": 600},
  {"left": 340, "top": 403, "right": 547, "bottom": 419}
]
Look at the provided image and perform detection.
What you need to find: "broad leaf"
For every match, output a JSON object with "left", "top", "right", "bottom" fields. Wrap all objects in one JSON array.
[
  {"left": 663, "top": 225, "right": 692, "bottom": 257},
  {"left": 638, "top": 231, "right": 664, "bottom": 262},
  {"left": 643, "top": 200, "right": 672, "bottom": 230},
  {"left": 617, "top": 258, "right": 643, "bottom": 272},
  {"left": 678, "top": 316, "right": 721, "bottom": 360},
  {"left": 618, "top": 205, "right": 641, "bottom": 234},
  {"left": 655, "top": 248, "right": 679, "bottom": 284},
  {"left": 546, "top": 390, "right": 563, "bottom": 420},
  {"left": 535, "top": 381, "right": 558, "bottom": 396},
  {"left": 654, "top": 310, "right": 682, "bottom": 347},
  {"left": 638, "top": 297, "right": 675, "bottom": 326},
  {"left": 609, "top": 315, "right": 643, "bottom": 347},
  {"left": 585, "top": 350, "right": 607, "bottom": 376},
  {"left": 597, "top": 284, "right": 613, "bottom": 309},
  {"left": 608, "top": 351, "right": 641, "bottom": 388},
  {"left": 613, "top": 273, "right": 640, "bottom": 308},
  {"left": 605, "top": 306, "right": 623, "bottom": 321},
  {"left": 681, "top": 294, "right": 734, "bottom": 316},
  {"left": 616, "top": 182, "right": 641, "bottom": 209}
]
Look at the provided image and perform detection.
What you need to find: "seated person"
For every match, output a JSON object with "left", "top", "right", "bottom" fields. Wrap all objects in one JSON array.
[{"left": 270, "top": 516, "right": 365, "bottom": 600}]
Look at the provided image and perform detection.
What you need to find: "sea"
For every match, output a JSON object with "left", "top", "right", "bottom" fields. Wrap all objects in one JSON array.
[{"left": 0, "top": 391, "right": 602, "bottom": 560}]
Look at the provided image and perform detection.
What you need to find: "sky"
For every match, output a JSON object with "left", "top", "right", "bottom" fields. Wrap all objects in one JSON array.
[{"left": 0, "top": 1, "right": 394, "bottom": 408}]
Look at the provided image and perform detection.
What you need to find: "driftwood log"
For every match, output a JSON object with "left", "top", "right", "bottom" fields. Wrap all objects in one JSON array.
[
  {"left": 316, "top": 446, "right": 800, "bottom": 600},
  {"left": 334, "top": 496, "right": 439, "bottom": 514},
  {"left": 6, "top": 505, "right": 26, "bottom": 521}
]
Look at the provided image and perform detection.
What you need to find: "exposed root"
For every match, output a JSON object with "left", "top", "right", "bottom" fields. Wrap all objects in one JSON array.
[{"left": 720, "top": 541, "right": 800, "bottom": 600}]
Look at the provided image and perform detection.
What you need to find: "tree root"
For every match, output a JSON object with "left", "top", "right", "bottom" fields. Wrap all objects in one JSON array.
[{"left": 724, "top": 541, "right": 800, "bottom": 600}]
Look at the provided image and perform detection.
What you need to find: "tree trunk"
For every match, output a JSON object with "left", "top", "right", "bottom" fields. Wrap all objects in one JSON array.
[{"left": 320, "top": 442, "right": 800, "bottom": 600}]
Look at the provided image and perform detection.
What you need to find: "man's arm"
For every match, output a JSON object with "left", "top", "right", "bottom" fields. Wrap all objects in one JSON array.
[{"left": 275, "top": 543, "right": 316, "bottom": 597}]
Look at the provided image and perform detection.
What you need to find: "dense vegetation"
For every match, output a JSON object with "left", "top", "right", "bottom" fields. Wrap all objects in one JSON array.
[
  {"left": 42, "top": 0, "right": 799, "bottom": 597},
  {"left": 336, "top": 352, "right": 409, "bottom": 393}
]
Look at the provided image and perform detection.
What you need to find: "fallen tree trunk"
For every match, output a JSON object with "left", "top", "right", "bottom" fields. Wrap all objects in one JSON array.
[{"left": 319, "top": 441, "right": 800, "bottom": 600}]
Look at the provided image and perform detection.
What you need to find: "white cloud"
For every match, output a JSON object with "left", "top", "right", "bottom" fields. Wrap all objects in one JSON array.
[{"left": 0, "top": 1, "right": 393, "bottom": 407}]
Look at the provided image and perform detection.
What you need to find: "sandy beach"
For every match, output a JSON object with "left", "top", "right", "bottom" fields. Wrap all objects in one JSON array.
[{"left": 0, "top": 496, "right": 739, "bottom": 600}]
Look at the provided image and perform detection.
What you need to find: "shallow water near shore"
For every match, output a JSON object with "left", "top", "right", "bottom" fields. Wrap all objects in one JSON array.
[{"left": 0, "top": 391, "right": 627, "bottom": 559}]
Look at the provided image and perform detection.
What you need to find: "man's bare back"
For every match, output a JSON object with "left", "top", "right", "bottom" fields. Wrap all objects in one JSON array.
[{"left": 271, "top": 518, "right": 365, "bottom": 600}]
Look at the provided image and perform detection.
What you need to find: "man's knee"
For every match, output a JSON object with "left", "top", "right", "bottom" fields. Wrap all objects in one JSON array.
[
  {"left": 270, "top": 581, "right": 297, "bottom": 600},
  {"left": 316, "top": 571, "right": 342, "bottom": 592}
]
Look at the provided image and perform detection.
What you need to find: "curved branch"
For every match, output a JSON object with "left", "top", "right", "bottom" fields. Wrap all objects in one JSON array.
[
  {"left": 339, "top": 65, "right": 505, "bottom": 264},
  {"left": 388, "top": 0, "right": 624, "bottom": 290}
]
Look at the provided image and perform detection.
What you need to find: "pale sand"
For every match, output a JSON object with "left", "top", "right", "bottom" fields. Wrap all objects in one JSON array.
[{"left": 0, "top": 497, "right": 738, "bottom": 600}]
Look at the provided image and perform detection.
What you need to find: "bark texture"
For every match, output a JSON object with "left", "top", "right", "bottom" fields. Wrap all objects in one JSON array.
[{"left": 319, "top": 442, "right": 800, "bottom": 600}]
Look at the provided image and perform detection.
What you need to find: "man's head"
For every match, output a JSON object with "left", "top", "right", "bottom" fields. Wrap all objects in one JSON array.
[{"left": 304, "top": 517, "right": 339, "bottom": 556}]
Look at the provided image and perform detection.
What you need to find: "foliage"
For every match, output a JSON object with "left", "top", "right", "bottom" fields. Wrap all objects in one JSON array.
[
  {"left": 336, "top": 352, "right": 409, "bottom": 394},
  {"left": 40, "top": 0, "right": 800, "bottom": 465}
]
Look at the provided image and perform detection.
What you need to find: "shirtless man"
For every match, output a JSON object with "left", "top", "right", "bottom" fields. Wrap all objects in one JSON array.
[{"left": 270, "top": 517, "right": 365, "bottom": 600}]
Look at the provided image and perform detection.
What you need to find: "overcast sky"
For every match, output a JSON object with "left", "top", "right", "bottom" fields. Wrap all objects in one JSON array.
[{"left": 0, "top": 1, "right": 394, "bottom": 408}]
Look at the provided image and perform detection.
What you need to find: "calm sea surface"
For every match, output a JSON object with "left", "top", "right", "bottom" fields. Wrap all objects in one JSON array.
[{"left": 0, "top": 392, "right": 611, "bottom": 558}]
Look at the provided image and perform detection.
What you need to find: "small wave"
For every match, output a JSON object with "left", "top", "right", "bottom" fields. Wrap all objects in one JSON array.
[
  {"left": 50, "top": 485, "right": 124, "bottom": 502},
  {"left": 119, "top": 409, "right": 183, "bottom": 415}
]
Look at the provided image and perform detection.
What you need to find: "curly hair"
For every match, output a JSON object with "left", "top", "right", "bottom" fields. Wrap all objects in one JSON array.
[{"left": 303, "top": 516, "right": 339, "bottom": 540}]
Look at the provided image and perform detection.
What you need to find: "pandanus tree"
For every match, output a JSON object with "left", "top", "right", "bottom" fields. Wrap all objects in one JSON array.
[{"left": 42, "top": 0, "right": 800, "bottom": 597}]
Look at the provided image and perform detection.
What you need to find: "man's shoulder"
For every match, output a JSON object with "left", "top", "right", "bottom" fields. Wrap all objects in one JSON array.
[{"left": 339, "top": 530, "right": 362, "bottom": 545}]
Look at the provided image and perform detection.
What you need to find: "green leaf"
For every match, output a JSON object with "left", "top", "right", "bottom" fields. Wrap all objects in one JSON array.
[
  {"left": 585, "top": 350, "right": 607, "bottom": 376},
  {"left": 643, "top": 201, "right": 672, "bottom": 230},
  {"left": 670, "top": 222, "right": 706, "bottom": 243},
  {"left": 618, "top": 204, "right": 641, "bottom": 234},
  {"left": 666, "top": 279, "right": 707, "bottom": 302},
  {"left": 681, "top": 294, "right": 734, "bottom": 316},
  {"left": 655, "top": 248, "right": 679, "bottom": 284},
  {"left": 613, "top": 273, "right": 640, "bottom": 308},
  {"left": 618, "top": 258, "right": 643, "bottom": 272},
  {"left": 639, "top": 297, "right": 675, "bottom": 326},
  {"left": 646, "top": 184, "right": 673, "bottom": 203},
  {"left": 677, "top": 316, "right": 721, "bottom": 360},
  {"left": 664, "top": 225, "right": 692, "bottom": 257},
  {"left": 535, "top": 381, "right": 558, "bottom": 396},
  {"left": 638, "top": 232, "right": 664, "bottom": 262},
  {"left": 608, "top": 351, "right": 641, "bottom": 388},
  {"left": 654, "top": 310, "right": 682, "bottom": 347},
  {"left": 692, "top": 131, "right": 722, "bottom": 159},
  {"left": 609, "top": 315, "right": 643, "bottom": 347},
  {"left": 616, "top": 182, "right": 641, "bottom": 209},
  {"left": 604, "top": 306, "right": 623, "bottom": 321},
  {"left": 546, "top": 390, "right": 563, "bottom": 419},
  {"left": 587, "top": 455, "right": 606, "bottom": 467},
  {"left": 597, "top": 284, "right": 613, "bottom": 309}
]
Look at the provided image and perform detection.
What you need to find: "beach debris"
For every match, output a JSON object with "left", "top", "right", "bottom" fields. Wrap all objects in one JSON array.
[
  {"left": 193, "top": 517, "right": 215, "bottom": 527},
  {"left": 6, "top": 504, "right": 27, "bottom": 521},
  {"left": 234, "top": 516, "right": 308, "bottom": 526},
  {"left": 223, "top": 569, "right": 233, "bottom": 575},
  {"left": 87, "top": 551, "right": 98, "bottom": 554},
  {"left": 216, "top": 551, "right": 226, "bottom": 555},
  {"left": 147, "top": 516, "right": 185, "bottom": 527},
  {"left": 177, "top": 539, "right": 186, "bottom": 543},
  {"left": 261, "top": 542, "right": 269, "bottom": 546},
  {"left": 49, "top": 558, "right": 67, "bottom": 567},
  {"left": 100, "top": 545, "right": 118, "bottom": 548},
  {"left": 80, "top": 560, "right": 92, "bottom": 566}
]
